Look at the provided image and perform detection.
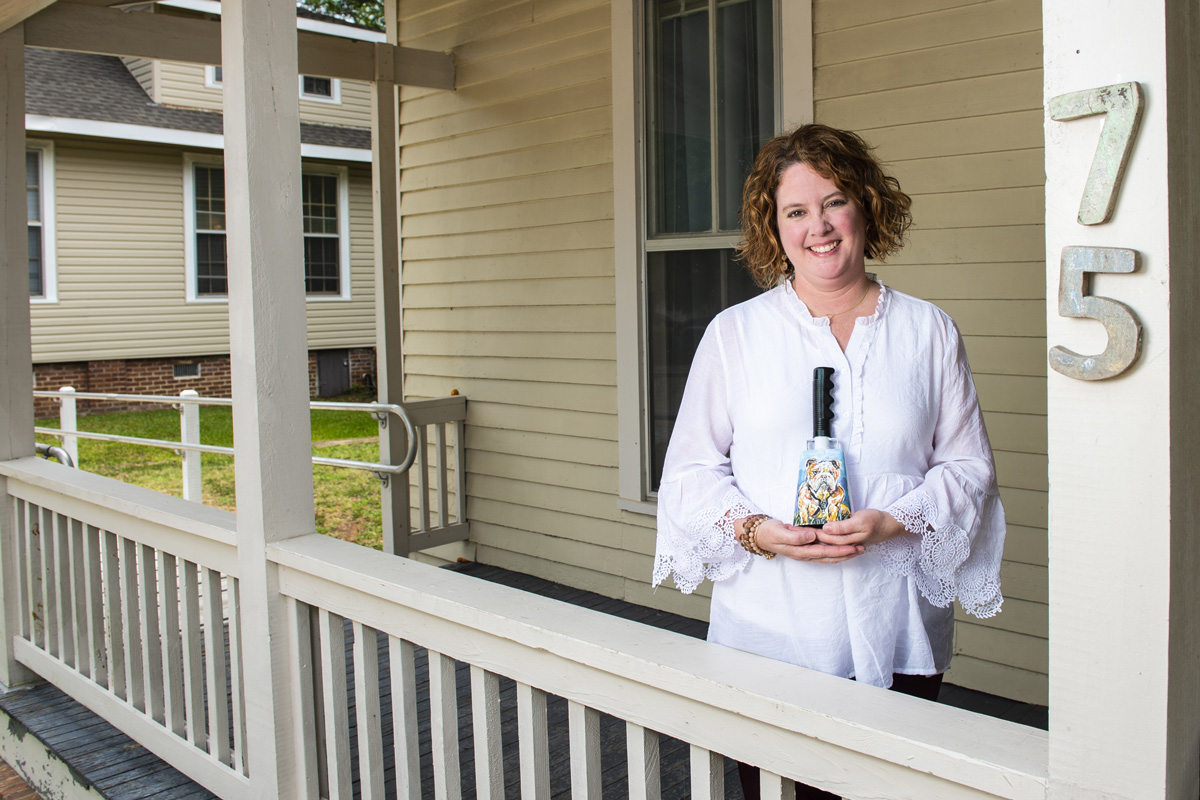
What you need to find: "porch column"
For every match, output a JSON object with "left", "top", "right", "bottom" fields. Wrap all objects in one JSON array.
[
  {"left": 220, "top": 1, "right": 315, "bottom": 796},
  {"left": 1044, "top": 2, "right": 1200, "bottom": 799},
  {"left": 0, "top": 24, "right": 36, "bottom": 689},
  {"left": 372, "top": 0, "right": 411, "bottom": 556}
]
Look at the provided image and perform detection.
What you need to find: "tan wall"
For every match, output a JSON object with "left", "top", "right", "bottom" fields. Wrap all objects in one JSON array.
[
  {"left": 813, "top": 0, "right": 1048, "bottom": 703},
  {"left": 396, "top": 0, "right": 624, "bottom": 589},
  {"left": 153, "top": 60, "right": 374, "bottom": 128},
  {"left": 30, "top": 137, "right": 376, "bottom": 362},
  {"left": 397, "top": 0, "right": 1047, "bottom": 704}
]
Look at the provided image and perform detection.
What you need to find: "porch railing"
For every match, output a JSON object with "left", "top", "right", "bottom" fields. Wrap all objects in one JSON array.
[
  {"left": 0, "top": 457, "right": 1049, "bottom": 800},
  {"left": 32, "top": 389, "right": 468, "bottom": 554}
]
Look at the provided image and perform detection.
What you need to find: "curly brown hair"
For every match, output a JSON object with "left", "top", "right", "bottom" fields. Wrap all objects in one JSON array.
[{"left": 737, "top": 124, "right": 913, "bottom": 289}]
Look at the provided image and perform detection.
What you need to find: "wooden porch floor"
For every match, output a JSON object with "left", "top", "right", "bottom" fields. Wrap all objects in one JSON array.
[{"left": 0, "top": 562, "right": 1047, "bottom": 799}]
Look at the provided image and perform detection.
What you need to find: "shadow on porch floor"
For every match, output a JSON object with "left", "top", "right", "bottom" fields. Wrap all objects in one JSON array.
[{"left": 0, "top": 561, "right": 1047, "bottom": 799}]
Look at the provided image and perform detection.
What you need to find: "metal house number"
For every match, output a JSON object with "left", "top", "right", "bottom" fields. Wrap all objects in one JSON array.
[{"left": 1047, "top": 81, "right": 1145, "bottom": 381}]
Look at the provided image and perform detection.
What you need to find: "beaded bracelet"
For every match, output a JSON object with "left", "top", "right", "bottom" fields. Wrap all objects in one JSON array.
[{"left": 737, "top": 514, "right": 776, "bottom": 559}]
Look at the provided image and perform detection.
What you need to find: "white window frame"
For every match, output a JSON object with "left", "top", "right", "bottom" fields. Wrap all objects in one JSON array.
[
  {"left": 205, "top": 64, "right": 222, "bottom": 88},
  {"left": 300, "top": 163, "right": 352, "bottom": 301},
  {"left": 612, "top": 0, "right": 812, "bottom": 513},
  {"left": 299, "top": 75, "right": 342, "bottom": 104},
  {"left": 182, "top": 152, "right": 227, "bottom": 303},
  {"left": 183, "top": 155, "right": 351, "bottom": 302},
  {"left": 27, "top": 139, "right": 58, "bottom": 305}
]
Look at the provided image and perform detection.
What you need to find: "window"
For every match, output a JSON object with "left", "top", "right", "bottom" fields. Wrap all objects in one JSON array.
[
  {"left": 302, "top": 173, "right": 341, "bottom": 295},
  {"left": 26, "top": 141, "right": 56, "bottom": 302},
  {"left": 206, "top": 66, "right": 341, "bottom": 104},
  {"left": 300, "top": 75, "right": 341, "bottom": 103},
  {"left": 193, "top": 163, "right": 227, "bottom": 296},
  {"left": 184, "top": 157, "right": 350, "bottom": 301},
  {"left": 643, "top": 0, "right": 776, "bottom": 491}
]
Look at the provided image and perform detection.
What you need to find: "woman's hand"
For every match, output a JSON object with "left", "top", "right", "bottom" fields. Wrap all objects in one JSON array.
[
  {"left": 817, "top": 509, "right": 907, "bottom": 548},
  {"left": 747, "top": 518, "right": 865, "bottom": 563}
]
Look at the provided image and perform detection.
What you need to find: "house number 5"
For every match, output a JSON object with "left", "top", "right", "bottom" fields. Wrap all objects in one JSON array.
[
  {"left": 1048, "top": 247, "right": 1142, "bottom": 381},
  {"left": 1047, "top": 81, "right": 1145, "bottom": 380}
]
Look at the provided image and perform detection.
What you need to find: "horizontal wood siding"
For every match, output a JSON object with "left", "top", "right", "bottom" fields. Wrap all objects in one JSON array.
[
  {"left": 155, "top": 60, "right": 373, "bottom": 128},
  {"left": 120, "top": 57, "right": 157, "bottom": 101},
  {"left": 29, "top": 139, "right": 375, "bottom": 362},
  {"left": 396, "top": 0, "right": 636, "bottom": 597},
  {"left": 813, "top": 0, "right": 1048, "bottom": 703}
]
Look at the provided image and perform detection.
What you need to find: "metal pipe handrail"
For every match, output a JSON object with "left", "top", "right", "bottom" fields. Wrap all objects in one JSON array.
[{"left": 33, "top": 390, "right": 418, "bottom": 477}]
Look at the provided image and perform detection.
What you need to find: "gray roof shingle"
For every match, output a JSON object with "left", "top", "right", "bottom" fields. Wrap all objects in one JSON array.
[{"left": 25, "top": 48, "right": 371, "bottom": 151}]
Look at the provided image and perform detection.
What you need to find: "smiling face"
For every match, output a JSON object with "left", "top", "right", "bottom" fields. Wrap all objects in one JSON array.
[{"left": 774, "top": 162, "right": 868, "bottom": 293}]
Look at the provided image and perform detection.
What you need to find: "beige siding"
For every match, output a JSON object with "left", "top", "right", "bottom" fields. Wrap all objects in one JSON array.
[
  {"left": 120, "top": 57, "right": 157, "bottom": 102},
  {"left": 396, "top": 0, "right": 631, "bottom": 594},
  {"left": 155, "top": 60, "right": 373, "bottom": 128},
  {"left": 30, "top": 139, "right": 375, "bottom": 362},
  {"left": 813, "top": 0, "right": 1048, "bottom": 703}
]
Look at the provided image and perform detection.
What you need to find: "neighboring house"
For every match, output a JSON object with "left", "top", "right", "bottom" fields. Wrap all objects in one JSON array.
[{"left": 24, "top": 13, "right": 380, "bottom": 416}]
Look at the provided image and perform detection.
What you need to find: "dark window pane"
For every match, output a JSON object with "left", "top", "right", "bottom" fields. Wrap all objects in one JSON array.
[
  {"left": 647, "top": 248, "right": 759, "bottom": 489},
  {"left": 196, "top": 232, "right": 227, "bottom": 296},
  {"left": 212, "top": 65, "right": 223, "bottom": 83},
  {"left": 717, "top": 0, "right": 774, "bottom": 230},
  {"left": 302, "top": 174, "right": 338, "bottom": 235},
  {"left": 195, "top": 165, "right": 226, "bottom": 231},
  {"left": 650, "top": 0, "right": 712, "bottom": 234},
  {"left": 28, "top": 226, "right": 42, "bottom": 296},
  {"left": 304, "top": 237, "right": 339, "bottom": 294},
  {"left": 26, "top": 151, "right": 40, "bottom": 223},
  {"left": 303, "top": 76, "right": 333, "bottom": 97}
]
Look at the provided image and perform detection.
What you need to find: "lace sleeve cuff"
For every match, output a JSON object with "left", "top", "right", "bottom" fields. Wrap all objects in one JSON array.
[
  {"left": 876, "top": 488, "right": 1002, "bottom": 618},
  {"left": 652, "top": 489, "right": 762, "bottom": 594}
]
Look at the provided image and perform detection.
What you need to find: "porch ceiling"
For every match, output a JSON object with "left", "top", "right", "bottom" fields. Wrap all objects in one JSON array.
[{"left": 3, "top": 0, "right": 454, "bottom": 89}]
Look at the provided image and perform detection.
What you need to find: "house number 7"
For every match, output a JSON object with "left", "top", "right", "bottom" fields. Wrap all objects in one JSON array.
[
  {"left": 1049, "top": 81, "right": 1143, "bottom": 225},
  {"left": 1047, "top": 82, "right": 1145, "bottom": 381}
]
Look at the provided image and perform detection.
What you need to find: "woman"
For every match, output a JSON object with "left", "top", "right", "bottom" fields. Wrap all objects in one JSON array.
[{"left": 651, "top": 124, "right": 1006, "bottom": 799}]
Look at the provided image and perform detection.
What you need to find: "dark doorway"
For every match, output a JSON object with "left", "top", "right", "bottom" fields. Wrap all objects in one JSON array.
[{"left": 316, "top": 349, "right": 350, "bottom": 397}]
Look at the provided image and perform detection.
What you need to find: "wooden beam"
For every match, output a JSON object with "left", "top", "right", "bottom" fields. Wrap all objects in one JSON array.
[
  {"left": 25, "top": 2, "right": 220, "bottom": 64},
  {"left": 0, "top": 0, "right": 54, "bottom": 35},
  {"left": 22, "top": 2, "right": 453, "bottom": 89}
]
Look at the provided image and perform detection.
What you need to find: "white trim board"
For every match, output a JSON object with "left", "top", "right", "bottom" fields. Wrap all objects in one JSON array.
[
  {"left": 25, "top": 115, "right": 371, "bottom": 163},
  {"left": 159, "top": 0, "right": 387, "bottom": 42}
]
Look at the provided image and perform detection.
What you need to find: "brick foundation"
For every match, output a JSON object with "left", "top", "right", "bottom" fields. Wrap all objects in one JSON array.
[{"left": 33, "top": 348, "right": 377, "bottom": 419}]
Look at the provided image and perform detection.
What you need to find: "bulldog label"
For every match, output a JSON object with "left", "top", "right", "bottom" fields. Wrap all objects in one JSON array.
[{"left": 794, "top": 366, "right": 853, "bottom": 528}]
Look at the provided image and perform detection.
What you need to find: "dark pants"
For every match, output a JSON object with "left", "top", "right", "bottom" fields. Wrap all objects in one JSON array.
[{"left": 737, "top": 673, "right": 944, "bottom": 800}]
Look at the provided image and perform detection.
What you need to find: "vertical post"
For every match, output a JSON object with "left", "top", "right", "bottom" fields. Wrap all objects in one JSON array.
[
  {"left": 1044, "top": 1, "right": 1200, "bottom": 798},
  {"left": 179, "top": 390, "right": 201, "bottom": 502},
  {"left": 58, "top": 386, "right": 77, "bottom": 468},
  {"left": 221, "top": 0, "right": 314, "bottom": 795},
  {"left": 0, "top": 23, "right": 37, "bottom": 689},
  {"left": 372, "top": 1, "right": 410, "bottom": 556}
]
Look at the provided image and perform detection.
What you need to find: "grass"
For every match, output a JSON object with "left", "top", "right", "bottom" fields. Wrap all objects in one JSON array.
[{"left": 36, "top": 399, "right": 385, "bottom": 549}]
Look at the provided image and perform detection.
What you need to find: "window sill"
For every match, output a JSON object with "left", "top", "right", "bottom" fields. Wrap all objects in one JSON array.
[{"left": 617, "top": 497, "right": 657, "bottom": 517}]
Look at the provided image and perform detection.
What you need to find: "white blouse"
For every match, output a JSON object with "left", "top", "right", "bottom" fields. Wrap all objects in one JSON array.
[{"left": 652, "top": 279, "right": 1005, "bottom": 688}]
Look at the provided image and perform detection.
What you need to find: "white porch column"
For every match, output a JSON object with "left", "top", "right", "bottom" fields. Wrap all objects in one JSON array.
[
  {"left": 0, "top": 23, "right": 36, "bottom": 689},
  {"left": 372, "top": 0, "right": 411, "bottom": 556},
  {"left": 1044, "top": 2, "right": 1200, "bottom": 799},
  {"left": 221, "top": 1, "right": 315, "bottom": 795}
]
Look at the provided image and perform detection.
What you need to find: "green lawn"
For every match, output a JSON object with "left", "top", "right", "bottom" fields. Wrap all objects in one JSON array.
[{"left": 36, "top": 401, "right": 385, "bottom": 549}]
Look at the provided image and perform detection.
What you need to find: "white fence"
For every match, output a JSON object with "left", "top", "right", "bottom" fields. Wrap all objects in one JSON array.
[
  {"left": 0, "top": 457, "right": 1049, "bottom": 800},
  {"left": 32, "top": 389, "right": 468, "bottom": 554}
]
